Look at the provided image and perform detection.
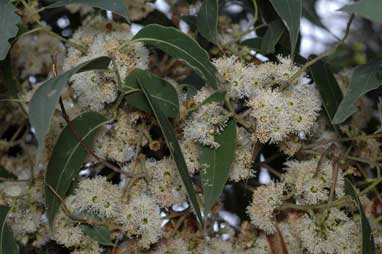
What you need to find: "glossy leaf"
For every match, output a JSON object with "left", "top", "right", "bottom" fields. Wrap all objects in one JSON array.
[
  {"left": 202, "top": 91, "right": 226, "bottom": 105},
  {"left": 0, "top": 206, "right": 18, "bottom": 254},
  {"left": 261, "top": 19, "right": 285, "bottom": 54},
  {"left": 133, "top": 24, "right": 218, "bottom": 89},
  {"left": 345, "top": 178, "right": 376, "bottom": 254},
  {"left": 0, "top": 166, "right": 16, "bottom": 181},
  {"left": 80, "top": 225, "right": 114, "bottom": 246},
  {"left": 269, "top": 0, "right": 302, "bottom": 57},
  {"left": 196, "top": 0, "right": 218, "bottom": 43},
  {"left": 199, "top": 119, "right": 236, "bottom": 215},
  {"left": 45, "top": 112, "right": 108, "bottom": 227},
  {"left": 340, "top": 0, "right": 382, "bottom": 23},
  {"left": 137, "top": 78, "right": 203, "bottom": 226},
  {"left": 123, "top": 69, "right": 179, "bottom": 118},
  {"left": 309, "top": 60, "right": 343, "bottom": 122},
  {"left": 46, "top": 0, "right": 129, "bottom": 22},
  {"left": 332, "top": 61, "right": 382, "bottom": 124},
  {"left": 0, "top": 1, "right": 20, "bottom": 60},
  {"left": 29, "top": 56, "right": 111, "bottom": 150}
]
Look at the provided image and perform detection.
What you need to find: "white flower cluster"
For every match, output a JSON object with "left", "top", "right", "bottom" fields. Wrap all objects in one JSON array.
[
  {"left": 64, "top": 16, "right": 149, "bottom": 111},
  {"left": 53, "top": 177, "right": 163, "bottom": 250},
  {"left": 214, "top": 56, "right": 321, "bottom": 143},
  {"left": 283, "top": 158, "right": 344, "bottom": 205},
  {"left": 246, "top": 182, "right": 285, "bottom": 234}
]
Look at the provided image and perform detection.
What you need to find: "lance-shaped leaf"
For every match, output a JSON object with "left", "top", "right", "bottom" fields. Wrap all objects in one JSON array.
[
  {"left": 123, "top": 69, "right": 179, "bottom": 118},
  {"left": 309, "top": 60, "right": 343, "bottom": 122},
  {"left": 0, "top": 166, "right": 16, "bottom": 181},
  {"left": 261, "top": 19, "right": 285, "bottom": 54},
  {"left": 196, "top": 0, "right": 218, "bottom": 43},
  {"left": 137, "top": 77, "right": 203, "bottom": 226},
  {"left": 0, "top": 206, "right": 18, "bottom": 254},
  {"left": 302, "top": 0, "right": 327, "bottom": 30},
  {"left": 200, "top": 119, "right": 236, "bottom": 215},
  {"left": 29, "top": 56, "right": 111, "bottom": 149},
  {"left": 332, "top": 61, "right": 382, "bottom": 124},
  {"left": 345, "top": 178, "right": 376, "bottom": 254},
  {"left": 80, "top": 225, "right": 114, "bottom": 246},
  {"left": 46, "top": 0, "right": 129, "bottom": 22},
  {"left": 269, "top": 0, "right": 302, "bottom": 57},
  {"left": 45, "top": 112, "right": 107, "bottom": 227},
  {"left": 340, "top": 0, "right": 382, "bottom": 23},
  {"left": 0, "top": 1, "right": 20, "bottom": 60},
  {"left": 133, "top": 24, "right": 218, "bottom": 89},
  {"left": 202, "top": 91, "right": 226, "bottom": 105}
]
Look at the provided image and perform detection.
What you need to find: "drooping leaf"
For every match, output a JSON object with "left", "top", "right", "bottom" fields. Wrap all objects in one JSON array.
[
  {"left": 340, "top": 0, "right": 382, "bottom": 23},
  {"left": 261, "top": 19, "right": 285, "bottom": 54},
  {"left": 269, "top": 0, "right": 302, "bottom": 57},
  {"left": 123, "top": 69, "right": 179, "bottom": 118},
  {"left": 0, "top": 166, "right": 16, "bottom": 181},
  {"left": 80, "top": 224, "right": 114, "bottom": 246},
  {"left": 309, "top": 60, "right": 343, "bottom": 122},
  {"left": 45, "top": 112, "right": 108, "bottom": 227},
  {"left": 196, "top": 0, "right": 218, "bottom": 43},
  {"left": 46, "top": 0, "right": 130, "bottom": 22},
  {"left": 0, "top": 1, "right": 20, "bottom": 61},
  {"left": 302, "top": 0, "right": 327, "bottom": 30},
  {"left": 0, "top": 206, "right": 18, "bottom": 254},
  {"left": 29, "top": 56, "right": 111, "bottom": 150},
  {"left": 332, "top": 61, "right": 382, "bottom": 124},
  {"left": 137, "top": 78, "right": 203, "bottom": 226},
  {"left": 345, "top": 178, "right": 376, "bottom": 254},
  {"left": 133, "top": 24, "right": 218, "bottom": 89},
  {"left": 199, "top": 119, "right": 236, "bottom": 215}
]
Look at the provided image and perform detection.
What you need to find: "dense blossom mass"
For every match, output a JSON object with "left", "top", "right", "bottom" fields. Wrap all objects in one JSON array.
[{"left": 1, "top": 1, "right": 382, "bottom": 254}]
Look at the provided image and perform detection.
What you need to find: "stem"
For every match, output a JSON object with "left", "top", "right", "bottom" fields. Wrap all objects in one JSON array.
[{"left": 288, "top": 14, "right": 354, "bottom": 83}]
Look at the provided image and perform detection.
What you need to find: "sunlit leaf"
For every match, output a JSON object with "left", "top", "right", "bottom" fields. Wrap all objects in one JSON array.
[
  {"left": 200, "top": 119, "right": 236, "bottom": 215},
  {"left": 45, "top": 112, "right": 108, "bottom": 227},
  {"left": 29, "top": 56, "right": 111, "bottom": 150},
  {"left": 0, "top": 206, "right": 18, "bottom": 254},
  {"left": 0, "top": 1, "right": 20, "bottom": 60},
  {"left": 133, "top": 24, "right": 218, "bottom": 89},
  {"left": 137, "top": 77, "right": 203, "bottom": 226},
  {"left": 332, "top": 61, "right": 382, "bottom": 124}
]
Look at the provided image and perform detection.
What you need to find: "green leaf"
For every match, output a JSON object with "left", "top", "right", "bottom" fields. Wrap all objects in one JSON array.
[
  {"left": 196, "top": 0, "right": 218, "bottom": 43},
  {"left": 269, "top": 0, "right": 302, "bottom": 57},
  {"left": 0, "top": 56, "right": 19, "bottom": 98},
  {"left": 0, "top": 206, "right": 18, "bottom": 254},
  {"left": 199, "top": 119, "right": 236, "bottom": 215},
  {"left": 123, "top": 69, "right": 179, "bottom": 118},
  {"left": 0, "top": 166, "right": 16, "bottom": 181},
  {"left": 45, "top": 112, "right": 108, "bottom": 227},
  {"left": 332, "top": 62, "right": 382, "bottom": 124},
  {"left": 0, "top": 1, "right": 20, "bottom": 61},
  {"left": 202, "top": 91, "right": 226, "bottom": 105},
  {"left": 80, "top": 224, "right": 114, "bottom": 246},
  {"left": 46, "top": 0, "right": 130, "bottom": 22},
  {"left": 261, "top": 20, "right": 285, "bottom": 54},
  {"left": 345, "top": 178, "right": 376, "bottom": 254},
  {"left": 29, "top": 56, "right": 111, "bottom": 150},
  {"left": 340, "top": 0, "right": 382, "bottom": 23},
  {"left": 309, "top": 60, "right": 343, "bottom": 122},
  {"left": 302, "top": 0, "right": 327, "bottom": 30},
  {"left": 133, "top": 24, "right": 218, "bottom": 89},
  {"left": 137, "top": 79, "right": 203, "bottom": 226},
  {"left": 241, "top": 38, "right": 263, "bottom": 52}
]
